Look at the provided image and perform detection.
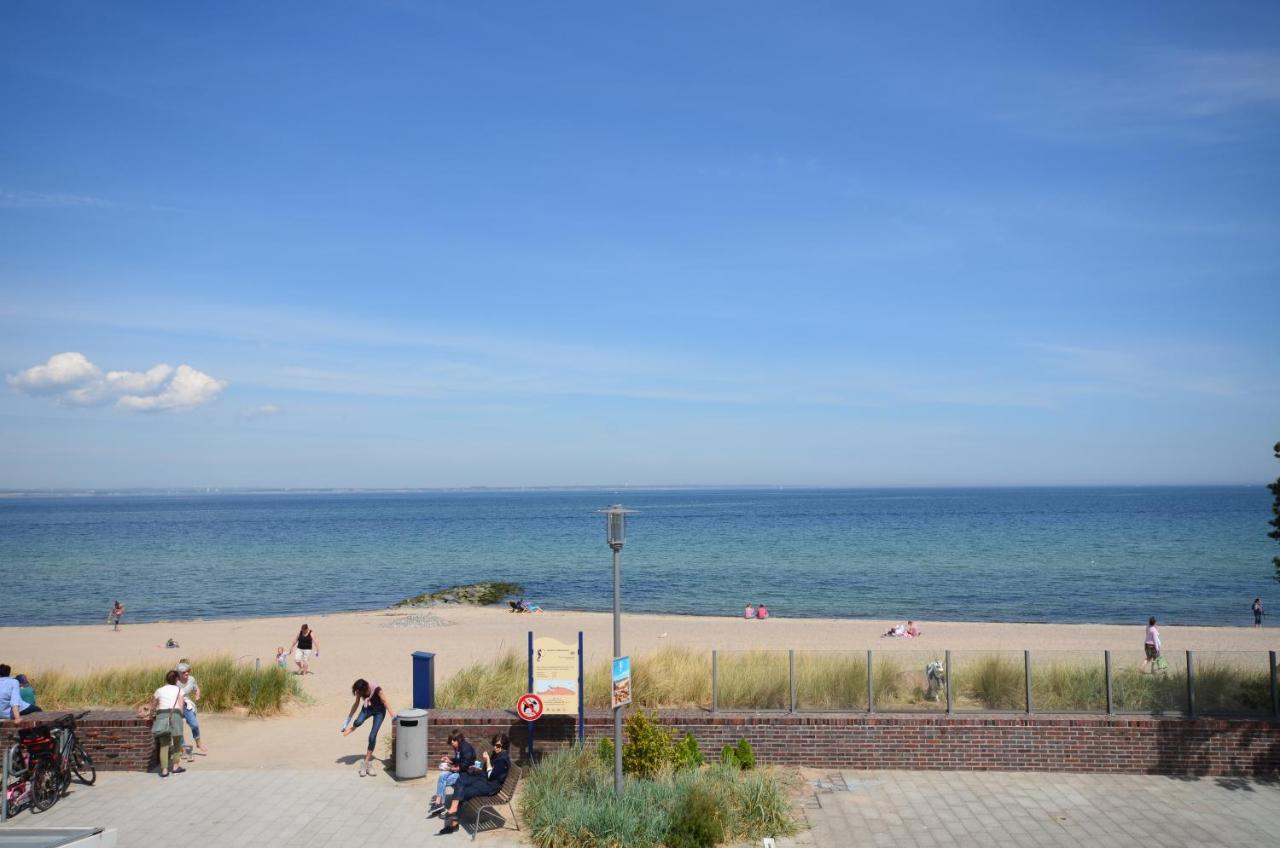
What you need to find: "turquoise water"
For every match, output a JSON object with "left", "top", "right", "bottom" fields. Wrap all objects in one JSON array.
[{"left": 0, "top": 487, "right": 1274, "bottom": 627}]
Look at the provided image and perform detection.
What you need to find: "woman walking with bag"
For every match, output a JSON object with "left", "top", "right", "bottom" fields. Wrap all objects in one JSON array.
[{"left": 150, "top": 669, "right": 186, "bottom": 777}]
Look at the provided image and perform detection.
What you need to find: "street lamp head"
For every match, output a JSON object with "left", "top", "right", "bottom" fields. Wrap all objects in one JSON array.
[{"left": 597, "top": 504, "right": 637, "bottom": 551}]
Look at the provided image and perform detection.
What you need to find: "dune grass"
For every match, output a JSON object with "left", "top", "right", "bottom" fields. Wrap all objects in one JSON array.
[
  {"left": 28, "top": 655, "right": 304, "bottom": 717},
  {"left": 520, "top": 745, "right": 799, "bottom": 848},
  {"left": 436, "top": 648, "right": 1274, "bottom": 715}
]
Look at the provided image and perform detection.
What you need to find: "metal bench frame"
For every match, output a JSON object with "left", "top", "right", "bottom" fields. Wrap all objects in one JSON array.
[{"left": 459, "top": 762, "right": 521, "bottom": 841}]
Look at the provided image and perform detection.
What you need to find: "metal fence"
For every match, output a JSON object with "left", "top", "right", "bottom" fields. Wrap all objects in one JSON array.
[{"left": 708, "top": 649, "right": 1280, "bottom": 718}]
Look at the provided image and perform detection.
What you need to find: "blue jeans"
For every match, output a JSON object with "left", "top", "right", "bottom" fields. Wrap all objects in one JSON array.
[
  {"left": 435, "top": 770, "right": 459, "bottom": 801},
  {"left": 352, "top": 706, "right": 386, "bottom": 753},
  {"left": 182, "top": 706, "right": 200, "bottom": 740}
]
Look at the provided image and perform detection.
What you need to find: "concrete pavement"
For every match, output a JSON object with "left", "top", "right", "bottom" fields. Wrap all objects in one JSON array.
[{"left": 4, "top": 766, "right": 1278, "bottom": 847}]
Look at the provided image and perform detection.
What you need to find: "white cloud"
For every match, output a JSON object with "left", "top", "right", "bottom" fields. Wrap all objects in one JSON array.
[
  {"left": 7, "top": 353, "right": 226, "bottom": 413},
  {"left": 7, "top": 352, "right": 102, "bottom": 395},
  {"left": 249, "top": 404, "right": 282, "bottom": 417}
]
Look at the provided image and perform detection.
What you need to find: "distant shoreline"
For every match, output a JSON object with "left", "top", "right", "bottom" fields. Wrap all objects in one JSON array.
[{"left": 8, "top": 601, "right": 1268, "bottom": 631}]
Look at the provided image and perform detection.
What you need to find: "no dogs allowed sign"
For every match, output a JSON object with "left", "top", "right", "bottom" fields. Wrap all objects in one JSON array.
[{"left": 517, "top": 692, "right": 544, "bottom": 721}]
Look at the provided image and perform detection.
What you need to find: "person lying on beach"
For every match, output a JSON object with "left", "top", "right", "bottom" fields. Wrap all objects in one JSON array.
[
  {"left": 526, "top": 601, "right": 543, "bottom": 613},
  {"left": 509, "top": 600, "right": 527, "bottom": 613},
  {"left": 882, "top": 624, "right": 906, "bottom": 638}
]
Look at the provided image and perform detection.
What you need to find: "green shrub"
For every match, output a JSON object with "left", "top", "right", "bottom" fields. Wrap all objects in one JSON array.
[
  {"left": 734, "top": 739, "right": 756, "bottom": 771},
  {"left": 665, "top": 784, "right": 725, "bottom": 848},
  {"left": 673, "top": 733, "right": 705, "bottom": 771},
  {"left": 623, "top": 710, "right": 674, "bottom": 779},
  {"left": 597, "top": 735, "right": 615, "bottom": 766},
  {"left": 721, "top": 744, "right": 739, "bottom": 768}
]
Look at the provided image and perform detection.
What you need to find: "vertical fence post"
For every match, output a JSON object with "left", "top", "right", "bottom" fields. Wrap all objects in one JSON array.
[
  {"left": 945, "top": 651, "right": 953, "bottom": 715},
  {"left": 711, "top": 650, "right": 718, "bottom": 714},
  {"left": 867, "top": 650, "right": 874, "bottom": 714},
  {"left": 1, "top": 744, "right": 9, "bottom": 822},
  {"left": 1104, "top": 650, "right": 1113, "bottom": 715},
  {"left": 1270, "top": 651, "right": 1278, "bottom": 720},
  {"left": 1186, "top": 650, "right": 1196, "bottom": 719},
  {"left": 788, "top": 650, "right": 796, "bottom": 713},
  {"left": 1024, "top": 650, "right": 1032, "bottom": 715}
]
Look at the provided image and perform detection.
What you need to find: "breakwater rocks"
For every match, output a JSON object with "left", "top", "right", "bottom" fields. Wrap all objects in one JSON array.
[{"left": 391, "top": 581, "right": 523, "bottom": 608}]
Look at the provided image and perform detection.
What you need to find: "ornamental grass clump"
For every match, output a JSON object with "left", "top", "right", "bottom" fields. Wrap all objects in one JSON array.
[{"left": 519, "top": 746, "right": 800, "bottom": 848}]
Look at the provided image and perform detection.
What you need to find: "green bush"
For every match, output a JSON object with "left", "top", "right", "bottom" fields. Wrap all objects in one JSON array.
[
  {"left": 623, "top": 710, "right": 674, "bottom": 779},
  {"left": 721, "top": 744, "right": 739, "bottom": 768},
  {"left": 665, "top": 784, "right": 726, "bottom": 848},
  {"left": 673, "top": 733, "right": 705, "bottom": 771},
  {"left": 597, "top": 735, "right": 615, "bottom": 766},
  {"left": 734, "top": 739, "right": 756, "bottom": 771}
]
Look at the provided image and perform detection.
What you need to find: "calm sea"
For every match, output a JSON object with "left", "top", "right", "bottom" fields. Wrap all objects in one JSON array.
[{"left": 0, "top": 487, "right": 1273, "bottom": 627}]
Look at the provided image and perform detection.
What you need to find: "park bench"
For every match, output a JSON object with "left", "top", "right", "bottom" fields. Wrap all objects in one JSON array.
[{"left": 459, "top": 762, "right": 521, "bottom": 840}]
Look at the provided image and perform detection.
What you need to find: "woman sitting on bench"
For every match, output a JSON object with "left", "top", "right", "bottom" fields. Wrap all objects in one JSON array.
[{"left": 436, "top": 732, "right": 511, "bottom": 835}]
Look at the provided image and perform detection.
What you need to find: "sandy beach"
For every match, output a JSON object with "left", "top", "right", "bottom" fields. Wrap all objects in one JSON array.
[{"left": 3, "top": 607, "right": 1276, "bottom": 769}]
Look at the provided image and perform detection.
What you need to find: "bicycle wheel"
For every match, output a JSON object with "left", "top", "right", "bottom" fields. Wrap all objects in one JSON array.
[
  {"left": 30, "top": 761, "right": 62, "bottom": 812},
  {"left": 72, "top": 742, "right": 96, "bottom": 785}
]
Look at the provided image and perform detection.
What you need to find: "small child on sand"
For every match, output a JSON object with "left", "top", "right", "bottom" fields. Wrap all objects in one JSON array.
[{"left": 276, "top": 647, "right": 288, "bottom": 670}]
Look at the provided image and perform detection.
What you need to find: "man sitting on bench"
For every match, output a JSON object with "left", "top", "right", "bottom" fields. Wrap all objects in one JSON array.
[{"left": 437, "top": 732, "right": 511, "bottom": 836}]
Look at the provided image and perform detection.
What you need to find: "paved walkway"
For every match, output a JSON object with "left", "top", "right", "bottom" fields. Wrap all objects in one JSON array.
[{"left": 4, "top": 767, "right": 1278, "bottom": 847}]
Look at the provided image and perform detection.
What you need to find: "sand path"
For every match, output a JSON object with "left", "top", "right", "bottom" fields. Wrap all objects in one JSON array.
[{"left": 4, "top": 608, "right": 1276, "bottom": 769}]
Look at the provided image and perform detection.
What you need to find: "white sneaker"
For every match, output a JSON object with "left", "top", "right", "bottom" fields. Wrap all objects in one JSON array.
[{"left": 358, "top": 763, "right": 368, "bottom": 777}]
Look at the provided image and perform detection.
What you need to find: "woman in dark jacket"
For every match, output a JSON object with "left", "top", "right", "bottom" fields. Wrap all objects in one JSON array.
[{"left": 436, "top": 732, "right": 511, "bottom": 835}]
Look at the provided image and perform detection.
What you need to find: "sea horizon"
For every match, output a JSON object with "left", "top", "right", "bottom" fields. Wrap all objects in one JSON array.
[{"left": 4, "top": 485, "right": 1274, "bottom": 629}]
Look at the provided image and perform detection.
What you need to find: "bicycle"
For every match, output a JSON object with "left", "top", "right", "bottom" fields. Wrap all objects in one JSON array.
[{"left": 10, "top": 712, "right": 96, "bottom": 814}]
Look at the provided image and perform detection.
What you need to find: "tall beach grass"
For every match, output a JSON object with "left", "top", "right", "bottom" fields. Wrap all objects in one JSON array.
[
  {"left": 437, "top": 647, "right": 1274, "bottom": 715},
  {"left": 28, "top": 655, "right": 304, "bottom": 717}
]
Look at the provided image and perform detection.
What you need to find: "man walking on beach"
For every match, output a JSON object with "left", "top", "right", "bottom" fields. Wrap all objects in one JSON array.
[
  {"left": 108, "top": 600, "right": 125, "bottom": 631},
  {"left": 1253, "top": 598, "right": 1264, "bottom": 627}
]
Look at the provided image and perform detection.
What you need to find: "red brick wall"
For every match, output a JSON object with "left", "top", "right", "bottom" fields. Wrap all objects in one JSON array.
[
  {"left": 1, "top": 710, "right": 154, "bottom": 771},
  {"left": 426, "top": 709, "right": 1280, "bottom": 777}
]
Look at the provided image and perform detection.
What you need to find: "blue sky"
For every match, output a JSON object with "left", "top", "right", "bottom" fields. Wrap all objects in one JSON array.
[{"left": 1, "top": 1, "right": 1277, "bottom": 488}]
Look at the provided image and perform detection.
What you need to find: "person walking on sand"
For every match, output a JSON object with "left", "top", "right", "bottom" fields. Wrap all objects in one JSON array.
[
  {"left": 108, "top": 600, "right": 125, "bottom": 631},
  {"left": 342, "top": 678, "right": 393, "bottom": 777},
  {"left": 1143, "top": 616, "right": 1162, "bottom": 672},
  {"left": 176, "top": 662, "right": 208, "bottom": 754},
  {"left": 288, "top": 623, "right": 319, "bottom": 675},
  {"left": 1253, "top": 597, "right": 1264, "bottom": 628}
]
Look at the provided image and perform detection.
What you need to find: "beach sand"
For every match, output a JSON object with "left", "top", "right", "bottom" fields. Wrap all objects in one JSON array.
[{"left": 3, "top": 607, "right": 1276, "bottom": 769}]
